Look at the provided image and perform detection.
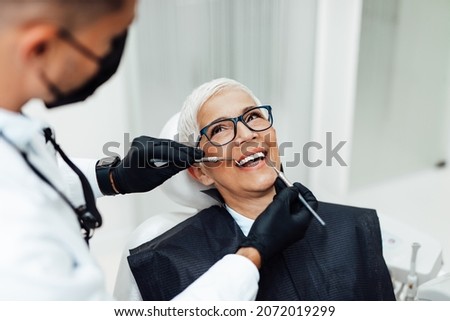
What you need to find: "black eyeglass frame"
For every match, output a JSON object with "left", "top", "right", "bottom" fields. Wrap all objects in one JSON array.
[
  {"left": 196, "top": 105, "right": 273, "bottom": 147},
  {"left": 58, "top": 29, "right": 102, "bottom": 62}
]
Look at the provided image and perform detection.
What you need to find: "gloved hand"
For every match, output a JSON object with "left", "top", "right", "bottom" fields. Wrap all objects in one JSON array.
[
  {"left": 98, "top": 136, "right": 204, "bottom": 195},
  {"left": 240, "top": 178, "right": 318, "bottom": 264}
]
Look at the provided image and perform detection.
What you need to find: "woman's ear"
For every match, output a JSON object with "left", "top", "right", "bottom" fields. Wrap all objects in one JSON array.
[{"left": 188, "top": 166, "right": 215, "bottom": 186}]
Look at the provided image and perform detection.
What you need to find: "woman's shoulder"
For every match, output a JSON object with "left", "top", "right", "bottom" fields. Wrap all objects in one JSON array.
[
  {"left": 317, "top": 201, "right": 378, "bottom": 221},
  {"left": 310, "top": 201, "right": 382, "bottom": 238}
]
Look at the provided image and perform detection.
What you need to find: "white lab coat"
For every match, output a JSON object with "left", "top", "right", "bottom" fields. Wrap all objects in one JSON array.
[{"left": 0, "top": 108, "right": 259, "bottom": 300}]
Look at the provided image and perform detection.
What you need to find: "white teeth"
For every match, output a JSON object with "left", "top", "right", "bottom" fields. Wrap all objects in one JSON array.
[{"left": 237, "top": 152, "right": 265, "bottom": 167}]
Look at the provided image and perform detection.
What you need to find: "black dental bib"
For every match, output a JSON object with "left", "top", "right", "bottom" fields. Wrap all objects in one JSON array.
[{"left": 127, "top": 202, "right": 395, "bottom": 301}]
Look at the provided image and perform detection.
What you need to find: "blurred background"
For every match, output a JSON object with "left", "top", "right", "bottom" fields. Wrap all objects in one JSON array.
[{"left": 24, "top": 0, "right": 450, "bottom": 294}]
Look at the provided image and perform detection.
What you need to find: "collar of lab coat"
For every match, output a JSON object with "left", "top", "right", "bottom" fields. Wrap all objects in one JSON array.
[
  {"left": 0, "top": 108, "right": 66, "bottom": 193},
  {"left": 0, "top": 108, "right": 47, "bottom": 152}
]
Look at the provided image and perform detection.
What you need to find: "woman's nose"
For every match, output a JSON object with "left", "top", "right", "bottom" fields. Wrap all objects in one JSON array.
[{"left": 233, "top": 121, "right": 257, "bottom": 145}]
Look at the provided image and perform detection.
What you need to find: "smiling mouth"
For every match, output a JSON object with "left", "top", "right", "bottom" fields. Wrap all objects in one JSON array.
[{"left": 236, "top": 151, "right": 266, "bottom": 167}]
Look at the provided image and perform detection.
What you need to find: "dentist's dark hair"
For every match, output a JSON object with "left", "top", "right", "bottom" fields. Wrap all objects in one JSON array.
[{"left": 0, "top": 0, "right": 127, "bottom": 29}]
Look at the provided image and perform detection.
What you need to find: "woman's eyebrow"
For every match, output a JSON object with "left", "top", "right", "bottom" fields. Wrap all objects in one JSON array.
[
  {"left": 209, "top": 116, "right": 228, "bottom": 124},
  {"left": 209, "top": 105, "right": 257, "bottom": 123},
  {"left": 242, "top": 105, "right": 257, "bottom": 113}
]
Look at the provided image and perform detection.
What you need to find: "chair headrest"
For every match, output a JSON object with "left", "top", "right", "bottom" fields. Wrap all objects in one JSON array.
[{"left": 158, "top": 112, "right": 220, "bottom": 210}]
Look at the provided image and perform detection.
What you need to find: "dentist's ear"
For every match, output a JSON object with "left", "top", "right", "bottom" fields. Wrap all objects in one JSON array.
[
  {"left": 187, "top": 165, "right": 214, "bottom": 186},
  {"left": 18, "top": 24, "right": 59, "bottom": 65}
]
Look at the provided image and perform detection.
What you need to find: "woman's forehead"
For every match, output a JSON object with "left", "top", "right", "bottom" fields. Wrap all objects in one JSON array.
[{"left": 198, "top": 89, "right": 257, "bottom": 126}]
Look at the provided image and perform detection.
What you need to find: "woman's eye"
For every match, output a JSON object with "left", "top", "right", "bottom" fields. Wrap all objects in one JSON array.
[
  {"left": 210, "top": 124, "right": 227, "bottom": 136},
  {"left": 245, "top": 111, "right": 263, "bottom": 122}
]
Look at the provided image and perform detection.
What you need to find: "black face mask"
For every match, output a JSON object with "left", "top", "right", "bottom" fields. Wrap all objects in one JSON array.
[{"left": 43, "top": 29, "right": 128, "bottom": 109}]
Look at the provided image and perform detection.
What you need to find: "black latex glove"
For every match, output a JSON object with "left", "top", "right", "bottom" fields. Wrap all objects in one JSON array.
[
  {"left": 240, "top": 177, "right": 318, "bottom": 264},
  {"left": 99, "top": 136, "right": 203, "bottom": 195}
]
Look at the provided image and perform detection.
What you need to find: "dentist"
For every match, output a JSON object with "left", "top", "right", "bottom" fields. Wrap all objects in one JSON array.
[{"left": 0, "top": 0, "right": 313, "bottom": 300}]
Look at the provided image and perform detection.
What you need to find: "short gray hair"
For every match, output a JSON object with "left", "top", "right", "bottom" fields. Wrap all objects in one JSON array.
[{"left": 177, "top": 78, "right": 262, "bottom": 146}]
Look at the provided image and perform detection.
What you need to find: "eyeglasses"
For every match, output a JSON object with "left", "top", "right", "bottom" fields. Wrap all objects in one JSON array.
[
  {"left": 58, "top": 29, "right": 103, "bottom": 63},
  {"left": 197, "top": 105, "right": 273, "bottom": 147}
]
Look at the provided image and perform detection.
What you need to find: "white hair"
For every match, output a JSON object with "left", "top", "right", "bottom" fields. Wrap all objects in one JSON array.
[{"left": 177, "top": 78, "right": 262, "bottom": 146}]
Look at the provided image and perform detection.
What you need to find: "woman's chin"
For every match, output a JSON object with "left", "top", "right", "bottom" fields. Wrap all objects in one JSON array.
[{"left": 245, "top": 174, "right": 278, "bottom": 192}]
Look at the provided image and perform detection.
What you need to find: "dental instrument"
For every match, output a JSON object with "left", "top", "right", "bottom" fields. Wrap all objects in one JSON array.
[
  {"left": 194, "top": 157, "right": 234, "bottom": 163},
  {"left": 149, "top": 156, "right": 233, "bottom": 164},
  {"left": 267, "top": 161, "right": 326, "bottom": 226}
]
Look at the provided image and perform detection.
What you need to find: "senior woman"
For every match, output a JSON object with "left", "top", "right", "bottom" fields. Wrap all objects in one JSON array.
[{"left": 128, "top": 78, "right": 396, "bottom": 301}]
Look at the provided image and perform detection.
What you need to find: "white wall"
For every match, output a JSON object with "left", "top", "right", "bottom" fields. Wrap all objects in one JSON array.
[
  {"left": 347, "top": 0, "right": 450, "bottom": 270},
  {"left": 309, "top": 0, "right": 450, "bottom": 272},
  {"left": 309, "top": 0, "right": 363, "bottom": 201},
  {"left": 350, "top": 0, "right": 450, "bottom": 189}
]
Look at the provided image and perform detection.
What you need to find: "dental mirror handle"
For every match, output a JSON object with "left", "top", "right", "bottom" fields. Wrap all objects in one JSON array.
[
  {"left": 149, "top": 157, "right": 229, "bottom": 164},
  {"left": 275, "top": 168, "right": 326, "bottom": 226}
]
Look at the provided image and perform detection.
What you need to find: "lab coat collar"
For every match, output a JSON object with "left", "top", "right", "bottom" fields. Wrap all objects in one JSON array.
[
  {"left": 0, "top": 107, "right": 68, "bottom": 199},
  {"left": 0, "top": 108, "right": 46, "bottom": 152}
]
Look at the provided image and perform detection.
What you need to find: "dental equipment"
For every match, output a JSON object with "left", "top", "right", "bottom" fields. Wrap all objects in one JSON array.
[
  {"left": 194, "top": 157, "right": 234, "bottom": 163},
  {"left": 266, "top": 159, "right": 326, "bottom": 226},
  {"left": 150, "top": 157, "right": 233, "bottom": 165},
  {"left": 379, "top": 213, "right": 443, "bottom": 300},
  {"left": 417, "top": 273, "right": 450, "bottom": 300},
  {"left": 405, "top": 242, "right": 421, "bottom": 300}
]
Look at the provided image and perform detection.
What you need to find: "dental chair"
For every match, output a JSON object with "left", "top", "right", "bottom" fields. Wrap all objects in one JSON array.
[{"left": 113, "top": 113, "right": 219, "bottom": 300}]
